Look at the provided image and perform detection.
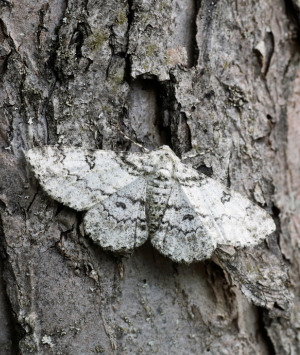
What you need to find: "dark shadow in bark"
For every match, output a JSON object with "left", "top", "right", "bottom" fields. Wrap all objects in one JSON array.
[
  {"left": 258, "top": 308, "right": 276, "bottom": 355},
  {"left": 190, "top": 0, "right": 202, "bottom": 67},
  {"left": 125, "top": 78, "right": 173, "bottom": 151},
  {"left": 0, "top": 217, "right": 25, "bottom": 354},
  {"left": 196, "top": 164, "right": 213, "bottom": 177},
  {"left": 285, "top": 0, "right": 300, "bottom": 41}
]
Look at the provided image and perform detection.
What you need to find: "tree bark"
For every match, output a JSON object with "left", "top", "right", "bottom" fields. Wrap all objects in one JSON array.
[{"left": 0, "top": 0, "right": 298, "bottom": 354}]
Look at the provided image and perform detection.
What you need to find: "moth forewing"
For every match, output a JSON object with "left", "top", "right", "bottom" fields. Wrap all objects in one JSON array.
[{"left": 26, "top": 146, "right": 144, "bottom": 211}]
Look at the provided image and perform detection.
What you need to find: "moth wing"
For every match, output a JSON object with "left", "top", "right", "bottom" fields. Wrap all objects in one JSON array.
[
  {"left": 26, "top": 146, "right": 146, "bottom": 211},
  {"left": 175, "top": 163, "right": 276, "bottom": 247},
  {"left": 84, "top": 177, "right": 148, "bottom": 253},
  {"left": 151, "top": 183, "right": 216, "bottom": 264}
]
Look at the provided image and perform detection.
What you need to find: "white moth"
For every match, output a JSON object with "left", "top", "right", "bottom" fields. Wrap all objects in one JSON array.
[{"left": 26, "top": 146, "right": 275, "bottom": 264}]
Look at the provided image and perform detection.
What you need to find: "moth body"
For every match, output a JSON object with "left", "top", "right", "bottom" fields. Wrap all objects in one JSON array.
[
  {"left": 144, "top": 146, "right": 177, "bottom": 237},
  {"left": 145, "top": 175, "right": 172, "bottom": 237}
]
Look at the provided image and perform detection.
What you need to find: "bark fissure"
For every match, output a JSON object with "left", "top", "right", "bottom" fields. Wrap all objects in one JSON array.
[{"left": 0, "top": 0, "right": 297, "bottom": 353}]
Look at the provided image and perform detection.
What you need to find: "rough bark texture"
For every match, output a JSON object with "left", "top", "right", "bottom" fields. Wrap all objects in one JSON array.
[{"left": 0, "top": 0, "right": 299, "bottom": 354}]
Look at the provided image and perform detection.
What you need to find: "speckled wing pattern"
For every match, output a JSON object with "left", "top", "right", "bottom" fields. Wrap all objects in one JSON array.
[
  {"left": 151, "top": 183, "right": 216, "bottom": 264},
  {"left": 84, "top": 177, "right": 148, "bottom": 253},
  {"left": 26, "top": 146, "right": 145, "bottom": 211},
  {"left": 150, "top": 162, "right": 275, "bottom": 263},
  {"left": 26, "top": 145, "right": 276, "bottom": 264},
  {"left": 174, "top": 163, "right": 275, "bottom": 248}
]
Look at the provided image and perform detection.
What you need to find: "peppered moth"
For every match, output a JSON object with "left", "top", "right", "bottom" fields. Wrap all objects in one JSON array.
[{"left": 26, "top": 145, "right": 276, "bottom": 264}]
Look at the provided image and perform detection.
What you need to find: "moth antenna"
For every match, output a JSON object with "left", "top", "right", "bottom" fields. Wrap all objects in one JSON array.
[{"left": 112, "top": 124, "right": 149, "bottom": 153}]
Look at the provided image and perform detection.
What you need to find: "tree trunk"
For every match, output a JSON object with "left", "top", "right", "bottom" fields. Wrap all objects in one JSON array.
[{"left": 0, "top": 0, "right": 298, "bottom": 353}]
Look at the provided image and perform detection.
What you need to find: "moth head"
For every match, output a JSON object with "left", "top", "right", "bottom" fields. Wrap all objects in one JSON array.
[
  {"left": 146, "top": 145, "right": 180, "bottom": 177},
  {"left": 154, "top": 146, "right": 180, "bottom": 161}
]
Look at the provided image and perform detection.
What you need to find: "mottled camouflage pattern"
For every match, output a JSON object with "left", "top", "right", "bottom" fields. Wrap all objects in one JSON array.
[{"left": 27, "top": 145, "right": 275, "bottom": 264}]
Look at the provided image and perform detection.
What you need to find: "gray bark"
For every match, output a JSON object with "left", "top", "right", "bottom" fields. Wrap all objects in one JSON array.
[{"left": 0, "top": 0, "right": 298, "bottom": 353}]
